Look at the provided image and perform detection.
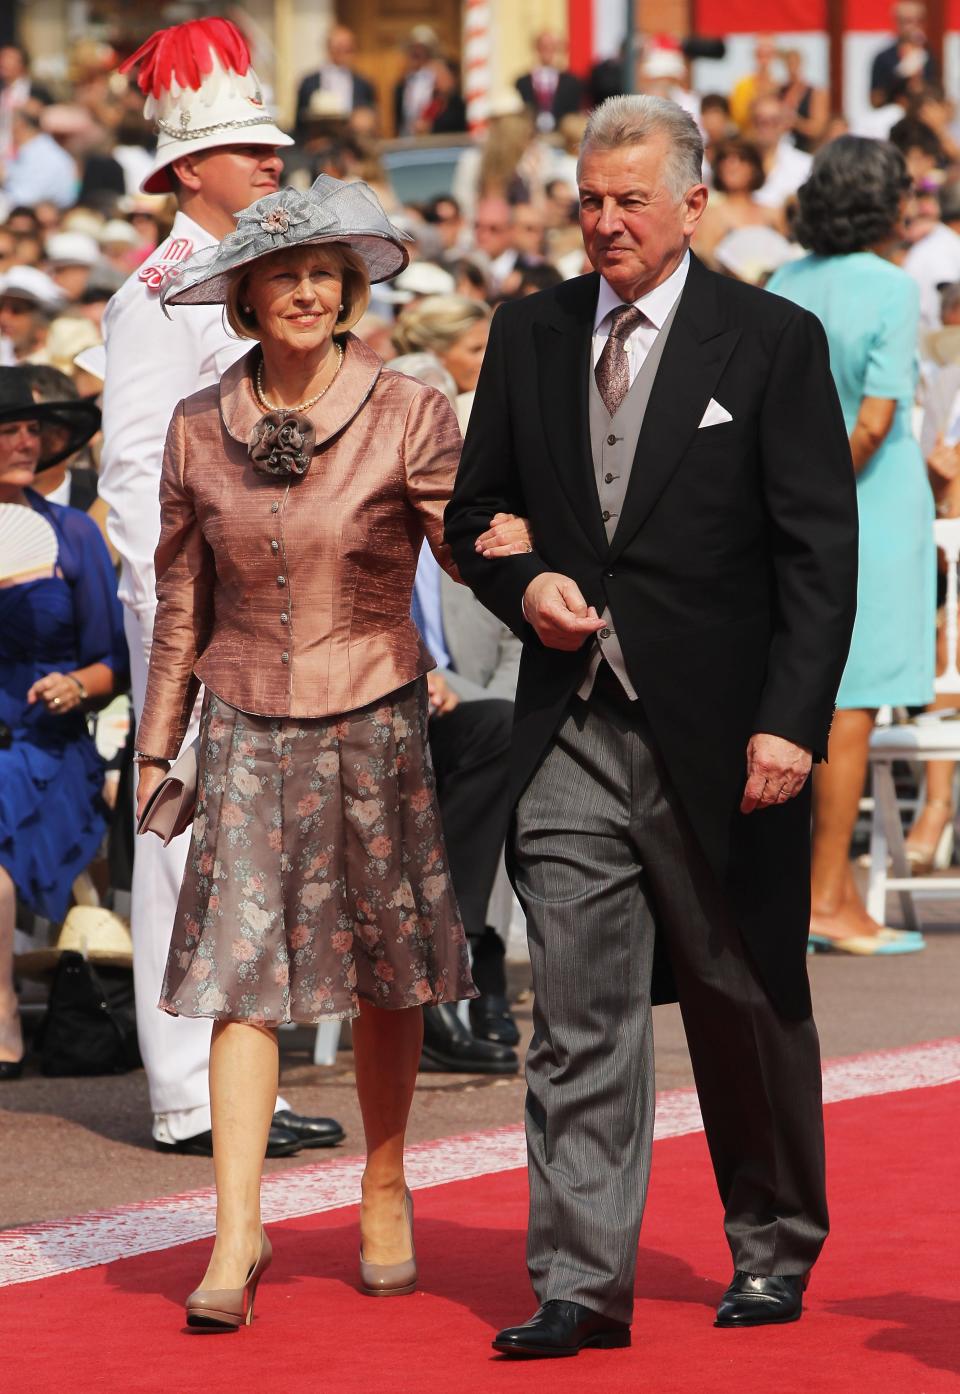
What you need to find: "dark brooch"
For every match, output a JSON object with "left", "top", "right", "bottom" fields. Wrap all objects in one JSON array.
[{"left": 248, "top": 411, "right": 316, "bottom": 478}]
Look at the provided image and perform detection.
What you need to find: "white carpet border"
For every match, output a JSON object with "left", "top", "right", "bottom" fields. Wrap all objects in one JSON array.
[{"left": 1, "top": 1037, "right": 957, "bottom": 1289}]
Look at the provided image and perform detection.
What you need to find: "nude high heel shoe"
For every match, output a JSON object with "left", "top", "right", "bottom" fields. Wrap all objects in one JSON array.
[
  {"left": 185, "top": 1228, "right": 272, "bottom": 1330},
  {"left": 359, "top": 1188, "right": 417, "bottom": 1297}
]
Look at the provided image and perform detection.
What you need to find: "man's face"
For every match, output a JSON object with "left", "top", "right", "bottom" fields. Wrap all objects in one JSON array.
[
  {"left": 474, "top": 201, "right": 513, "bottom": 258},
  {"left": 895, "top": 2, "right": 926, "bottom": 41},
  {"left": 189, "top": 144, "right": 283, "bottom": 221},
  {"left": 0, "top": 297, "right": 45, "bottom": 356},
  {"left": 578, "top": 137, "right": 706, "bottom": 300},
  {"left": 432, "top": 199, "right": 463, "bottom": 250},
  {"left": 49, "top": 263, "right": 91, "bottom": 301},
  {"left": 535, "top": 33, "right": 559, "bottom": 67},
  {"left": 750, "top": 100, "right": 785, "bottom": 153},
  {"left": 0, "top": 47, "right": 24, "bottom": 84},
  {"left": 328, "top": 27, "right": 356, "bottom": 67},
  {"left": 512, "top": 205, "right": 545, "bottom": 256}
]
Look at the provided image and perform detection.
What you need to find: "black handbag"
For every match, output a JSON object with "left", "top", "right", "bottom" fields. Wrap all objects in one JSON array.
[{"left": 37, "top": 950, "right": 142, "bottom": 1076}]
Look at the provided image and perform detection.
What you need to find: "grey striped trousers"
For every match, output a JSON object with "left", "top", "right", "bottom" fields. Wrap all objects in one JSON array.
[{"left": 514, "top": 684, "right": 828, "bottom": 1323}]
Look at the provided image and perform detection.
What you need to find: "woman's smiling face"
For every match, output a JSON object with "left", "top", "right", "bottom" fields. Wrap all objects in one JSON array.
[{"left": 242, "top": 246, "right": 345, "bottom": 353}]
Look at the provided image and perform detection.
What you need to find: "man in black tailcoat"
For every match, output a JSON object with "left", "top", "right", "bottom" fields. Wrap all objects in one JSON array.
[{"left": 445, "top": 95, "right": 858, "bottom": 1358}]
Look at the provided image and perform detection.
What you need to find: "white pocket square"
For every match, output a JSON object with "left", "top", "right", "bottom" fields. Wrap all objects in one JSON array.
[{"left": 698, "top": 398, "right": 733, "bottom": 429}]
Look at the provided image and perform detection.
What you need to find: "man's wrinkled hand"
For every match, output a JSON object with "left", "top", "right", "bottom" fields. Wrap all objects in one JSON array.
[
  {"left": 522, "top": 573, "right": 606, "bottom": 652},
  {"left": 740, "top": 733, "right": 812, "bottom": 813},
  {"left": 427, "top": 670, "right": 459, "bottom": 716}
]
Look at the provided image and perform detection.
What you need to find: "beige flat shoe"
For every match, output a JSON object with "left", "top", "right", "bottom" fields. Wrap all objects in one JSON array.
[
  {"left": 359, "top": 1188, "right": 417, "bottom": 1297},
  {"left": 185, "top": 1228, "right": 272, "bottom": 1330}
]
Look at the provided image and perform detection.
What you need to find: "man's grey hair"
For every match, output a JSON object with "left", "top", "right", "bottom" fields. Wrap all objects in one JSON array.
[{"left": 578, "top": 95, "right": 704, "bottom": 199}]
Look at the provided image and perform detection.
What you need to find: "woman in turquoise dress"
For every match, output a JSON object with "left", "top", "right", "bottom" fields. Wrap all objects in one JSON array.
[{"left": 768, "top": 136, "right": 933, "bottom": 954}]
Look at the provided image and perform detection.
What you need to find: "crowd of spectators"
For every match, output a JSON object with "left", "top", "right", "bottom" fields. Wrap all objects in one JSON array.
[{"left": 4, "top": 6, "right": 960, "bottom": 1080}]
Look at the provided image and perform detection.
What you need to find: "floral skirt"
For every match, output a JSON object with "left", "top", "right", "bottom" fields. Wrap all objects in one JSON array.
[{"left": 159, "top": 681, "right": 475, "bottom": 1025}]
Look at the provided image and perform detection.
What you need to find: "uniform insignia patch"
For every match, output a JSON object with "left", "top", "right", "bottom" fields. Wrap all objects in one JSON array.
[{"left": 137, "top": 237, "right": 195, "bottom": 291}]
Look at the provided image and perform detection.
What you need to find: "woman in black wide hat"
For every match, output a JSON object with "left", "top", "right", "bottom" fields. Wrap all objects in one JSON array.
[{"left": 0, "top": 365, "right": 128, "bottom": 1079}]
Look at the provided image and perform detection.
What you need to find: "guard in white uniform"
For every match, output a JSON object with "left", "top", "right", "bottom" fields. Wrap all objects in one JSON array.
[{"left": 100, "top": 18, "right": 343, "bottom": 1155}]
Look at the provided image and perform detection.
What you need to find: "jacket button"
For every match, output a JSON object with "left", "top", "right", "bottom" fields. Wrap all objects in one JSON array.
[
  {"left": 271, "top": 501, "right": 279, "bottom": 513},
  {"left": 280, "top": 651, "right": 289, "bottom": 664},
  {"left": 280, "top": 612, "right": 289, "bottom": 624},
  {"left": 277, "top": 575, "right": 286, "bottom": 586},
  {"left": 605, "top": 569, "right": 615, "bottom": 579},
  {"left": 270, "top": 540, "right": 279, "bottom": 552},
  {"left": 599, "top": 627, "right": 611, "bottom": 640},
  {"left": 607, "top": 433, "right": 616, "bottom": 446}
]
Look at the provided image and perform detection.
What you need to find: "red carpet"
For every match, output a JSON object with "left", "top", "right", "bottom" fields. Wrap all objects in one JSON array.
[{"left": 4, "top": 1083, "right": 959, "bottom": 1394}]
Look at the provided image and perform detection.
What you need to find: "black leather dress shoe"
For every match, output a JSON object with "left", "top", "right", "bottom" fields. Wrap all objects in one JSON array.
[
  {"left": 154, "top": 1122, "right": 303, "bottom": 1158},
  {"left": 715, "top": 1272, "right": 808, "bottom": 1327},
  {"left": 273, "top": 1109, "right": 345, "bottom": 1148},
  {"left": 0, "top": 1057, "right": 24, "bottom": 1081},
  {"left": 469, "top": 993, "right": 520, "bottom": 1047},
  {"left": 493, "top": 1300, "right": 631, "bottom": 1358},
  {"left": 420, "top": 1003, "right": 518, "bottom": 1075}
]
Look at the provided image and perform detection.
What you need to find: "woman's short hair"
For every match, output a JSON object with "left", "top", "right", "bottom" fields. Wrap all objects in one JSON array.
[
  {"left": 226, "top": 243, "right": 371, "bottom": 340},
  {"left": 390, "top": 294, "right": 491, "bottom": 357},
  {"left": 711, "top": 140, "right": 766, "bottom": 194},
  {"left": 793, "top": 136, "right": 911, "bottom": 256},
  {"left": 578, "top": 95, "right": 703, "bottom": 199}
]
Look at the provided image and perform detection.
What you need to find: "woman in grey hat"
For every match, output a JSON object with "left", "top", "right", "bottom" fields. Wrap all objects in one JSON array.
[{"left": 134, "top": 175, "right": 531, "bottom": 1328}]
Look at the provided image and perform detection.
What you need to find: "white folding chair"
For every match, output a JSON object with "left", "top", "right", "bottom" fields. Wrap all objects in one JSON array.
[{"left": 866, "top": 517, "right": 960, "bottom": 930}]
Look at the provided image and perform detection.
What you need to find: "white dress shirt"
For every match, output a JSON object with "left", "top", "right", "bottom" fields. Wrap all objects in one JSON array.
[
  {"left": 592, "top": 251, "right": 691, "bottom": 383},
  {"left": 99, "top": 210, "right": 248, "bottom": 635}
]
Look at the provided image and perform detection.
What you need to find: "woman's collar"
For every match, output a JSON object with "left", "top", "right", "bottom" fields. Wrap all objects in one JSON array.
[{"left": 218, "top": 333, "right": 383, "bottom": 449}]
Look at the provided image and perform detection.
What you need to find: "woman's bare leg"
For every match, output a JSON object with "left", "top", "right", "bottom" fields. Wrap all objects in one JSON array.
[
  {"left": 353, "top": 1001, "right": 423, "bottom": 1264},
  {"left": 197, "top": 1020, "right": 278, "bottom": 1289},
  {"left": 0, "top": 868, "right": 23, "bottom": 1064},
  {"left": 810, "top": 707, "right": 885, "bottom": 939}
]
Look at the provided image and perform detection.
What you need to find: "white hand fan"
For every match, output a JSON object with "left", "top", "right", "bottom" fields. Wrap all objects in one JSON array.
[{"left": 0, "top": 503, "right": 59, "bottom": 584}]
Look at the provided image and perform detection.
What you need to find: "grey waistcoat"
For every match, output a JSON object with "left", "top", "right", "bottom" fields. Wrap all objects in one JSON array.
[{"left": 578, "top": 293, "right": 683, "bottom": 701}]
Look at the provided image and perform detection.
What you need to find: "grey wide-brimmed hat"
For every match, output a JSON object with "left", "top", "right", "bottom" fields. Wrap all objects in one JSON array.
[{"left": 161, "top": 174, "right": 411, "bottom": 311}]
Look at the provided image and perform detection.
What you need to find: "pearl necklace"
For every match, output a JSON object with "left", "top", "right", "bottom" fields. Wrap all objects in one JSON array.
[{"left": 255, "top": 343, "right": 344, "bottom": 414}]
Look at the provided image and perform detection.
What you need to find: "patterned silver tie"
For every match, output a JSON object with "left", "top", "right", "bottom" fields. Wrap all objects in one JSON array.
[{"left": 595, "top": 304, "right": 645, "bottom": 417}]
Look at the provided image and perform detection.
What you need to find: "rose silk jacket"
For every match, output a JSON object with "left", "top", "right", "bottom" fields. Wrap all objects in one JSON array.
[{"left": 136, "top": 335, "right": 462, "bottom": 759}]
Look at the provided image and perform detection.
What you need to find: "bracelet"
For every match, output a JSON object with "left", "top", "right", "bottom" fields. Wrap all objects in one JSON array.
[
  {"left": 134, "top": 751, "right": 171, "bottom": 765},
  {"left": 65, "top": 673, "right": 88, "bottom": 702}
]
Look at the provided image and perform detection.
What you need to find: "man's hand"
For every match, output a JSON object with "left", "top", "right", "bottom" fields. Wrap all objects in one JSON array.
[
  {"left": 740, "top": 733, "right": 812, "bottom": 814},
  {"left": 522, "top": 573, "right": 607, "bottom": 651},
  {"left": 474, "top": 512, "right": 535, "bottom": 557},
  {"left": 427, "top": 670, "right": 460, "bottom": 716}
]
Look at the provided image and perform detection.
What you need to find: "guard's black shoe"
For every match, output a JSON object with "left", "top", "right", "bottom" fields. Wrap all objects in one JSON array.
[
  {"left": 715, "top": 1272, "right": 808, "bottom": 1327},
  {"left": 154, "top": 1122, "right": 303, "bottom": 1158},
  {"left": 420, "top": 1003, "right": 518, "bottom": 1075},
  {"left": 493, "top": 1300, "right": 631, "bottom": 1358},
  {"left": 272, "top": 1109, "right": 345, "bottom": 1148},
  {"left": 469, "top": 993, "right": 520, "bottom": 1047}
]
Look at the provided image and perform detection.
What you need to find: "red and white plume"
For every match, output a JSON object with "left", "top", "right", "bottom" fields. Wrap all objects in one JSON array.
[{"left": 119, "top": 17, "right": 260, "bottom": 118}]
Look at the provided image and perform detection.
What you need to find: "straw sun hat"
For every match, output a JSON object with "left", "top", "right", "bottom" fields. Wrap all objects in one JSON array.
[
  {"left": 160, "top": 174, "right": 411, "bottom": 311},
  {"left": 15, "top": 905, "right": 134, "bottom": 978}
]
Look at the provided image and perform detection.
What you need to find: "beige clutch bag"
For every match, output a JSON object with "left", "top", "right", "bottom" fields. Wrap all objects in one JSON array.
[{"left": 136, "top": 740, "right": 200, "bottom": 846}]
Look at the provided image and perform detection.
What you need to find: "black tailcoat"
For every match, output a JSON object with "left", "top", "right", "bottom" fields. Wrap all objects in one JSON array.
[{"left": 445, "top": 254, "right": 858, "bottom": 1019}]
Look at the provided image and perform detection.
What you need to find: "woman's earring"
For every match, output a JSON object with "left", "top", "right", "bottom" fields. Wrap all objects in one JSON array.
[
  {"left": 243, "top": 305, "right": 252, "bottom": 314},
  {"left": 339, "top": 303, "right": 344, "bottom": 312}
]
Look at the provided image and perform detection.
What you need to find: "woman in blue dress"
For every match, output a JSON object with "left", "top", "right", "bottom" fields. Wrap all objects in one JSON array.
[
  {"left": 0, "top": 367, "right": 128, "bottom": 1076},
  {"left": 768, "top": 137, "right": 934, "bottom": 954}
]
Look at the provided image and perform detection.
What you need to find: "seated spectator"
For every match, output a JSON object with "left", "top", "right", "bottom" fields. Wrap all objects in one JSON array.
[
  {"left": 515, "top": 31, "right": 583, "bottom": 134},
  {"left": 394, "top": 25, "right": 441, "bottom": 136},
  {"left": 294, "top": 24, "right": 375, "bottom": 139},
  {"left": 730, "top": 35, "right": 781, "bottom": 132},
  {"left": 889, "top": 114, "right": 946, "bottom": 185},
  {"left": 904, "top": 177, "right": 960, "bottom": 330},
  {"left": 26, "top": 362, "right": 101, "bottom": 509},
  {"left": 391, "top": 294, "right": 491, "bottom": 405},
  {"left": 780, "top": 48, "right": 829, "bottom": 152},
  {"left": 422, "top": 194, "right": 469, "bottom": 264},
  {"left": 510, "top": 202, "right": 546, "bottom": 261},
  {"left": 870, "top": 1, "right": 936, "bottom": 109},
  {"left": 44, "top": 231, "right": 100, "bottom": 302},
  {"left": 2, "top": 108, "right": 78, "bottom": 210},
  {"left": 510, "top": 262, "right": 564, "bottom": 298},
  {"left": 693, "top": 140, "right": 779, "bottom": 265},
  {"left": 700, "top": 92, "right": 735, "bottom": 177},
  {"left": 0, "top": 266, "right": 66, "bottom": 364},
  {"left": 0, "top": 365, "right": 127, "bottom": 1080},
  {"left": 908, "top": 83, "right": 960, "bottom": 163},
  {"left": 449, "top": 256, "right": 491, "bottom": 303},
  {"left": 417, "top": 58, "right": 467, "bottom": 135},
  {"left": 472, "top": 195, "right": 517, "bottom": 288},
  {"left": 749, "top": 94, "right": 813, "bottom": 210},
  {"left": 0, "top": 43, "right": 53, "bottom": 158}
]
